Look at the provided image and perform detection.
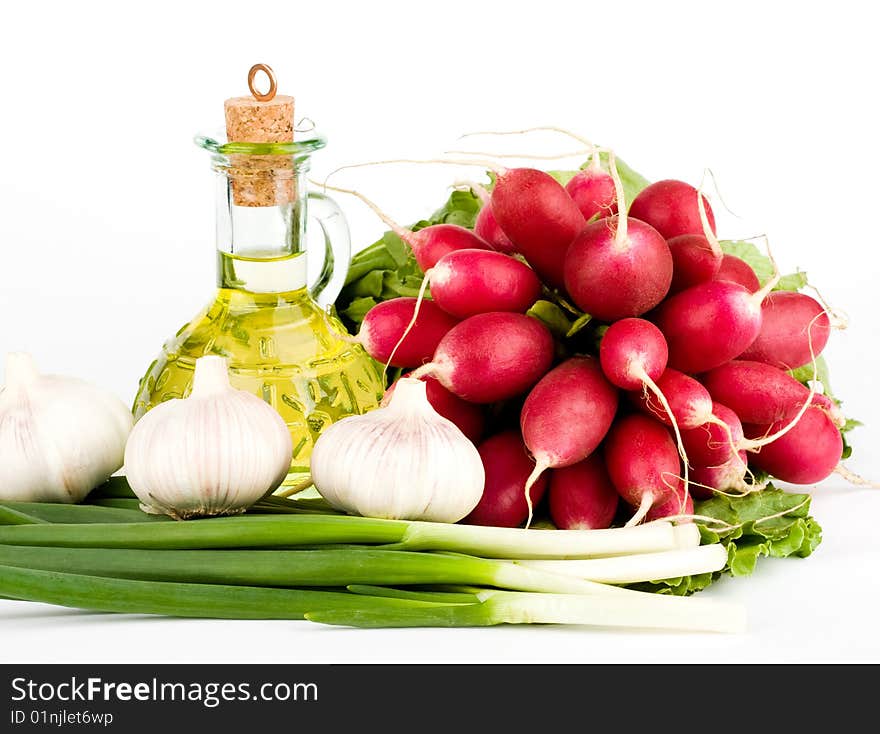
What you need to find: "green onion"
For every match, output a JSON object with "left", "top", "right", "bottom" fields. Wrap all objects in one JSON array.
[
  {"left": 0, "top": 506, "right": 48, "bottom": 526},
  {"left": 345, "top": 585, "right": 481, "bottom": 605},
  {"left": 306, "top": 589, "right": 746, "bottom": 633},
  {"left": 0, "top": 514, "right": 680, "bottom": 558},
  {"left": 0, "top": 564, "right": 446, "bottom": 619},
  {"left": 0, "top": 563, "right": 745, "bottom": 632},
  {"left": 0, "top": 515, "right": 407, "bottom": 548},
  {"left": 0, "top": 545, "right": 634, "bottom": 595},
  {"left": 0, "top": 501, "right": 167, "bottom": 525},
  {"left": 396, "top": 521, "right": 679, "bottom": 558},
  {"left": 516, "top": 545, "right": 729, "bottom": 584}
]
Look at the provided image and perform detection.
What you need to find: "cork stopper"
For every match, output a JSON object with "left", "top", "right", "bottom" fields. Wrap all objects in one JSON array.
[{"left": 223, "top": 64, "right": 296, "bottom": 207}]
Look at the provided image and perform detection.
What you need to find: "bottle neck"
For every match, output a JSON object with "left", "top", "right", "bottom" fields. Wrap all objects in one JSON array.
[{"left": 214, "top": 157, "right": 309, "bottom": 295}]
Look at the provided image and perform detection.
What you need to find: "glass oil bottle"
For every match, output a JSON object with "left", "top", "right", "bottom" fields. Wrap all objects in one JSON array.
[{"left": 133, "top": 65, "right": 384, "bottom": 487}]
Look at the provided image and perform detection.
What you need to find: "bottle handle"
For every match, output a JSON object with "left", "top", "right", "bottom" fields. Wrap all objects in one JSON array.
[{"left": 306, "top": 191, "right": 352, "bottom": 307}]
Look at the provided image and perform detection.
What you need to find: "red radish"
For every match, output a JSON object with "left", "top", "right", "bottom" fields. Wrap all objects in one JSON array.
[
  {"left": 666, "top": 188, "right": 723, "bottom": 294},
  {"left": 646, "top": 480, "right": 694, "bottom": 522},
  {"left": 628, "top": 179, "right": 716, "bottom": 240},
  {"left": 701, "top": 359, "right": 839, "bottom": 454},
  {"left": 383, "top": 374, "right": 484, "bottom": 444},
  {"left": 548, "top": 454, "right": 619, "bottom": 530},
  {"left": 564, "top": 155, "right": 672, "bottom": 320},
  {"left": 464, "top": 431, "right": 548, "bottom": 528},
  {"left": 637, "top": 369, "right": 718, "bottom": 430},
  {"left": 667, "top": 234, "right": 723, "bottom": 294},
  {"left": 405, "top": 224, "right": 493, "bottom": 271},
  {"left": 681, "top": 402, "right": 745, "bottom": 467},
  {"left": 598, "top": 319, "right": 693, "bottom": 498},
  {"left": 599, "top": 319, "right": 669, "bottom": 391},
  {"left": 634, "top": 369, "right": 745, "bottom": 483},
  {"left": 413, "top": 312, "right": 554, "bottom": 404},
  {"left": 490, "top": 168, "right": 586, "bottom": 288},
  {"left": 740, "top": 291, "right": 831, "bottom": 370},
  {"left": 702, "top": 360, "right": 825, "bottom": 425},
  {"left": 604, "top": 414, "right": 683, "bottom": 526},
  {"left": 653, "top": 275, "right": 779, "bottom": 374},
  {"left": 565, "top": 216, "right": 672, "bottom": 321},
  {"left": 383, "top": 248, "right": 541, "bottom": 370},
  {"left": 714, "top": 254, "right": 760, "bottom": 292},
  {"left": 520, "top": 356, "right": 619, "bottom": 522},
  {"left": 691, "top": 452, "right": 749, "bottom": 499},
  {"left": 744, "top": 405, "right": 843, "bottom": 484},
  {"left": 428, "top": 249, "right": 541, "bottom": 319},
  {"left": 565, "top": 157, "right": 617, "bottom": 221},
  {"left": 474, "top": 201, "right": 516, "bottom": 254},
  {"left": 320, "top": 183, "right": 491, "bottom": 271},
  {"left": 358, "top": 298, "right": 458, "bottom": 368}
]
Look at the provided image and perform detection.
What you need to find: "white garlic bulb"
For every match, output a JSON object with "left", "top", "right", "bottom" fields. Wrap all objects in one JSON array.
[
  {"left": 311, "top": 378, "right": 485, "bottom": 523},
  {"left": 124, "top": 356, "right": 293, "bottom": 520},
  {"left": 0, "top": 352, "right": 133, "bottom": 503}
]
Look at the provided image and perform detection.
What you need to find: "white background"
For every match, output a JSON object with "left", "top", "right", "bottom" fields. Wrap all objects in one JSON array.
[{"left": 1, "top": 0, "right": 878, "bottom": 662}]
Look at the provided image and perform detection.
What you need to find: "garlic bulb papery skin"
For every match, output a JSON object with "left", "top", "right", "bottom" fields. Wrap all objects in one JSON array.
[
  {"left": 311, "top": 377, "right": 485, "bottom": 523},
  {"left": 124, "top": 356, "right": 293, "bottom": 520},
  {"left": 0, "top": 352, "right": 133, "bottom": 503}
]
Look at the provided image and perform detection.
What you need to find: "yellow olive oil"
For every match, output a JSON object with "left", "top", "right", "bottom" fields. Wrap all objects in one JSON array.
[{"left": 134, "top": 251, "right": 385, "bottom": 486}]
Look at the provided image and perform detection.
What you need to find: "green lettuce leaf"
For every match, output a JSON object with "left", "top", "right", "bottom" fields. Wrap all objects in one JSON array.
[
  {"left": 719, "top": 240, "right": 806, "bottom": 292},
  {"left": 788, "top": 354, "right": 833, "bottom": 397},
  {"left": 526, "top": 300, "right": 573, "bottom": 338}
]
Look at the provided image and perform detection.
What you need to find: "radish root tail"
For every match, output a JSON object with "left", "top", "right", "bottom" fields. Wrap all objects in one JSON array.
[
  {"left": 639, "top": 369, "right": 690, "bottom": 513},
  {"left": 309, "top": 179, "right": 412, "bottom": 243},
  {"left": 703, "top": 413, "right": 745, "bottom": 469},
  {"left": 742, "top": 313, "right": 821, "bottom": 451},
  {"left": 444, "top": 147, "right": 597, "bottom": 161},
  {"left": 668, "top": 470, "right": 761, "bottom": 500},
  {"left": 702, "top": 167, "right": 743, "bottom": 219},
  {"left": 751, "top": 236, "right": 782, "bottom": 301},
  {"left": 834, "top": 464, "right": 880, "bottom": 489},
  {"left": 697, "top": 171, "right": 722, "bottom": 258},
  {"left": 607, "top": 151, "right": 628, "bottom": 247},
  {"left": 522, "top": 459, "right": 549, "bottom": 530},
  {"left": 408, "top": 363, "right": 436, "bottom": 382},
  {"left": 625, "top": 491, "right": 655, "bottom": 528},
  {"left": 321, "top": 158, "right": 505, "bottom": 189},
  {"left": 382, "top": 270, "right": 433, "bottom": 379},
  {"left": 320, "top": 308, "right": 361, "bottom": 346},
  {"left": 806, "top": 282, "right": 850, "bottom": 330},
  {"left": 459, "top": 126, "right": 597, "bottom": 149},
  {"left": 664, "top": 500, "right": 808, "bottom": 534}
]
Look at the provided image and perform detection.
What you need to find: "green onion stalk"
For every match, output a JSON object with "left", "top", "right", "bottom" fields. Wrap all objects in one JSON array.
[
  {"left": 0, "top": 514, "right": 688, "bottom": 558},
  {"left": 0, "top": 545, "right": 642, "bottom": 596},
  {"left": 0, "top": 565, "right": 744, "bottom": 633}
]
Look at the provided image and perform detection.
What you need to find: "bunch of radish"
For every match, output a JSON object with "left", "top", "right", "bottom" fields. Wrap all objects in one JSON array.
[{"left": 335, "top": 149, "right": 851, "bottom": 530}]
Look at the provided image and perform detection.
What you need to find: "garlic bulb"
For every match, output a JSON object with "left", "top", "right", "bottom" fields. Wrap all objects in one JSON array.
[
  {"left": 0, "top": 352, "right": 133, "bottom": 503},
  {"left": 311, "top": 378, "right": 485, "bottom": 523},
  {"left": 124, "top": 356, "right": 293, "bottom": 520}
]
